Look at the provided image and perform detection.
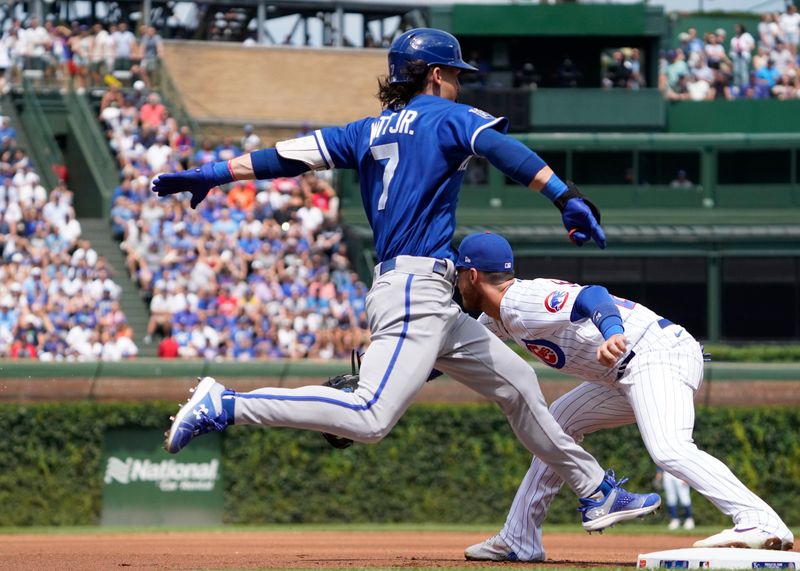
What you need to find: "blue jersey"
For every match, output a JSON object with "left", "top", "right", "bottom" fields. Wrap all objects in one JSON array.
[{"left": 318, "top": 95, "right": 507, "bottom": 262}]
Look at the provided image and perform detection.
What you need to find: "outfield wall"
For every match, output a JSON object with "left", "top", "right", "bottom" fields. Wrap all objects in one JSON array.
[
  {"left": 1, "top": 360, "right": 799, "bottom": 407},
  {"left": 2, "top": 401, "right": 798, "bottom": 527}
]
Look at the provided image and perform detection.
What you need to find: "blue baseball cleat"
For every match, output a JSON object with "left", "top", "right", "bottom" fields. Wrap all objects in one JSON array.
[
  {"left": 165, "top": 377, "right": 231, "bottom": 454},
  {"left": 579, "top": 470, "right": 661, "bottom": 532}
]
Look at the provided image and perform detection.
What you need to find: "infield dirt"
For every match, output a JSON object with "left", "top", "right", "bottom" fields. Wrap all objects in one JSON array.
[{"left": 0, "top": 529, "right": 744, "bottom": 570}]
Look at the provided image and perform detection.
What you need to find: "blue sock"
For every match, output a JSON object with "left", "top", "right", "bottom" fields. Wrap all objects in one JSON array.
[
  {"left": 668, "top": 505, "right": 679, "bottom": 519},
  {"left": 592, "top": 474, "right": 613, "bottom": 497},
  {"left": 222, "top": 390, "right": 236, "bottom": 425}
]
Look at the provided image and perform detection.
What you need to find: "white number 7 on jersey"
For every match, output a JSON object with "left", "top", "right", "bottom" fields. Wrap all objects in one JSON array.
[{"left": 370, "top": 142, "right": 399, "bottom": 211}]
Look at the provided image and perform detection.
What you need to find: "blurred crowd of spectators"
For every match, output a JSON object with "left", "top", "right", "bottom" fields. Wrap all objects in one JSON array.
[
  {"left": 662, "top": 8, "right": 800, "bottom": 101},
  {"left": 0, "top": 17, "right": 163, "bottom": 92},
  {"left": 0, "top": 119, "right": 137, "bottom": 360},
  {"left": 101, "top": 87, "right": 370, "bottom": 361}
]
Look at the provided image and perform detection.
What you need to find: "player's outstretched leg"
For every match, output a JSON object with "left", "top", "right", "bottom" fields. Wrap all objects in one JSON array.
[
  {"left": 165, "top": 377, "right": 234, "bottom": 453},
  {"left": 578, "top": 470, "right": 662, "bottom": 532}
]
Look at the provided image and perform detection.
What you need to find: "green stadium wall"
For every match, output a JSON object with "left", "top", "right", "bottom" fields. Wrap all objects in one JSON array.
[
  {"left": 1, "top": 402, "right": 798, "bottom": 527},
  {"left": 667, "top": 100, "right": 800, "bottom": 133},
  {"left": 433, "top": 4, "right": 665, "bottom": 37}
]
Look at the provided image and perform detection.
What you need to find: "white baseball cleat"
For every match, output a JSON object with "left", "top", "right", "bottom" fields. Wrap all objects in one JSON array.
[
  {"left": 668, "top": 518, "right": 681, "bottom": 531},
  {"left": 464, "top": 534, "right": 542, "bottom": 562},
  {"left": 683, "top": 517, "right": 695, "bottom": 531},
  {"left": 693, "top": 527, "right": 791, "bottom": 550}
]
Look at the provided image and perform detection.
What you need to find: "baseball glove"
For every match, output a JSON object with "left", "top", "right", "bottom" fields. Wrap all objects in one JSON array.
[{"left": 320, "top": 349, "right": 362, "bottom": 449}]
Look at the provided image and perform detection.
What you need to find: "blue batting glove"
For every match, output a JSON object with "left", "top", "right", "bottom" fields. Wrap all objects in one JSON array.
[
  {"left": 561, "top": 197, "right": 607, "bottom": 249},
  {"left": 151, "top": 162, "right": 233, "bottom": 209}
]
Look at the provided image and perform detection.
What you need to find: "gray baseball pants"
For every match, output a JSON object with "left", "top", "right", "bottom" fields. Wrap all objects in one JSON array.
[{"left": 232, "top": 256, "right": 605, "bottom": 497}]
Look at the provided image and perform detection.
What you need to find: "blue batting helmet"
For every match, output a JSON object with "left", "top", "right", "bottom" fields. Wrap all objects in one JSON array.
[{"left": 388, "top": 28, "right": 478, "bottom": 84}]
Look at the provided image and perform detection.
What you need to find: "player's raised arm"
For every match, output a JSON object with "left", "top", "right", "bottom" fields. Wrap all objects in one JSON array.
[
  {"left": 150, "top": 138, "right": 326, "bottom": 209},
  {"left": 472, "top": 128, "right": 606, "bottom": 249}
]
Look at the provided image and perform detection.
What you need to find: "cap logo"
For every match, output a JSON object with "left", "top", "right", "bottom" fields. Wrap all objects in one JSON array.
[
  {"left": 464, "top": 256, "right": 471, "bottom": 263},
  {"left": 504, "top": 262, "right": 512, "bottom": 269}
]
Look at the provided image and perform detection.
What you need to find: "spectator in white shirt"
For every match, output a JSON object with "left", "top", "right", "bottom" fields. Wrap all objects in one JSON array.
[
  {"left": 759, "top": 13, "right": 780, "bottom": 51},
  {"left": 241, "top": 124, "right": 261, "bottom": 153},
  {"left": 111, "top": 22, "right": 137, "bottom": 71},
  {"left": 145, "top": 134, "right": 172, "bottom": 171},
  {"left": 779, "top": 5, "right": 800, "bottom": 56},
  {"left": 770, "top": 40, "right": 795, "bottom": 74},
  {"left": 296, "top": 198, "right": 324, "bottom": 233},
  {"left": 730, "top": 23, "right": 755, "bottom": 89},
  {"left": 90, "top": 23, "right": 115, "bottom": 85},
  {"left": 60, "top": 211, "right": 82, "bottom": 247}
]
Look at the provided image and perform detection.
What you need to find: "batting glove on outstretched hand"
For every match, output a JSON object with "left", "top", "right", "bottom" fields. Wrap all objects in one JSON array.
[
  {"left": 554, "top": 182, "right": 607, "bottom": 249},
  {"left": 151, "top": 162, "right": 229, "bottom": 209}
]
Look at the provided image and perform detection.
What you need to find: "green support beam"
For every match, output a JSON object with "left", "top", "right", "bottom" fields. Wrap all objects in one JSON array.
[{"left": 707, "top": 254, "right": 721, "bottom": 343}]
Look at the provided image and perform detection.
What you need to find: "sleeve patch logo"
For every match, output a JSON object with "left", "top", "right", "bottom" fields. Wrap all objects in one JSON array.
[
  {"left": 468, "top": 107, "right": 493, "bottom": 120},
  {"left": 522, "top": 339, "right": 566, "bottom": 369},
  {"left": 544, "top": 290, "right": 569, "bottom": 313}
]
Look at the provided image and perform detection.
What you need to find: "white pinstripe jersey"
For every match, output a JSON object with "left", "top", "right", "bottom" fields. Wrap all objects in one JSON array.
[{"left": 479, "top": 279, "right": 666, "bottom": 383}]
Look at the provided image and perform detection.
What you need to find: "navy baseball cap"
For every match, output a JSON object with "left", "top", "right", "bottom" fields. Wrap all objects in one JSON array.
[{"left": 456, "top": 232, "right": 514, "bottom": 272}]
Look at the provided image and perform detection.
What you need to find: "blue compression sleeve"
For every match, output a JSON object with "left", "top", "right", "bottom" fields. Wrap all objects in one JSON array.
[
  {"left": 250, "top": 148, "right": 310, "bottom": 180},
  {"left": 473, "top": 128, "right": 567, "bottom": 200},
  {"left": 570, "top": 285, "right": 624, "bottom": 339}
]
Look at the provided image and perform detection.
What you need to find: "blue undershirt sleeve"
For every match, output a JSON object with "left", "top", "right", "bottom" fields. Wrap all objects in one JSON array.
[
  {"left": 473, "top": 128, "right": 567, "bottom": 201},
  {"left": 570, "top": 285, "right": 624, "bottom": 340},
  {"left": 249, "top": 148, "right": 310, "bottom": 180}
]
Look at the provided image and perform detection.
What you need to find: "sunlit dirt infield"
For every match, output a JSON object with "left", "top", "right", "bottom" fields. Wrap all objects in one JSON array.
[{"left": 0, "top": 529, "right": 731, "bottom": 570}]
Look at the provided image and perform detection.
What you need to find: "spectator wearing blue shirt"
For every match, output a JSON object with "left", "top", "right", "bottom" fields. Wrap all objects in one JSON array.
[
  {"left": 76, "top": 303, "right": 99, "bottom": 329},
  {"left": 755, "top": 59, "right": 781, "bottom": 97},
  {"left": 173, "top": 307, "right": 200, "bottom": 329},
  {"left": 214, "top": 137, "right": 240, "bottom": 162},
  {"left": 112, "top": 179, "right": 138, "bottom": 204},
  {"left": 0, "top": 298, "right": 17, "bottom": 339},
  {"left": 237, "top": 228, "right": 260, "bottom": 257},
  {"left": 194, "top": 140, "right": 216, "bottom": 165},
  {"left": 296, "top": 325, "right": 316, "bottom": 355},
  {"left": 0, "top": 117, "right": 17, "bottom": 145},
  {"left": 687, "top": 27, "right": 705, "bottom": 55},
  {"left": 211, "top": 208, "right": 238, "bottom": 236},
  {"left": 206, "top": 308, "right": 228, "bottom": 333},
  {"left": 172, "top": 323, "right": 192, "bottom": 350}
]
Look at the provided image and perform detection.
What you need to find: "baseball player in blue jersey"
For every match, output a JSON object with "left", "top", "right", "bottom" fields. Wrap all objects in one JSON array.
[
  {"left": 454, "top": 232, "right": 794, "bottom": 561},
  {"left": 151, "top": 28, "right": 660, "bottom": 532}
]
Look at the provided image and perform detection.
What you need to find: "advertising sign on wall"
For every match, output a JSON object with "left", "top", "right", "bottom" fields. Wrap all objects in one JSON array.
[{"left": 101, "top": 428, "right": 222, "bottom": 526}]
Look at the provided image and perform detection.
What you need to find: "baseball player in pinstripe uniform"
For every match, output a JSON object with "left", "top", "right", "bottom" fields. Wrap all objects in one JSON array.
[
  {"left": 151, "top": 28, "right": 661, "bottom": 532},
  {"left": 456, "top": 232, "right": 794, "bottom": 562}
]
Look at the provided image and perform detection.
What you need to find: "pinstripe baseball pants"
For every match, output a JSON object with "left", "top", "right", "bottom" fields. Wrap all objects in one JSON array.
[{"left": 497, "top": 326, "right": 792, "bottom": 561}]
